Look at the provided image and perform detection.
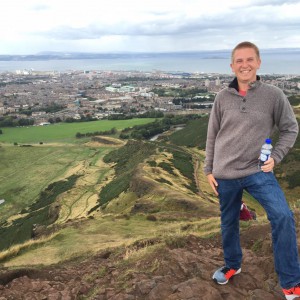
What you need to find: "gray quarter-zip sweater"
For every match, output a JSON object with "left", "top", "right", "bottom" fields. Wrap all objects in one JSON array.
[{"left": 204, "top": 77, "right": 299, "bottom": 179}]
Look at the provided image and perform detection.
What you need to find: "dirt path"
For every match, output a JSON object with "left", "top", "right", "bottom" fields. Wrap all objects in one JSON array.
[{"left": 190, "top": 151, "right": 217, "bottom": 206}]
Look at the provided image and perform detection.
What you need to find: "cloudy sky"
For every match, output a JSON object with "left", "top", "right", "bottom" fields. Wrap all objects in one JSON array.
[{"left": 0, "top": 0, "right": 300, "bottom": 55}]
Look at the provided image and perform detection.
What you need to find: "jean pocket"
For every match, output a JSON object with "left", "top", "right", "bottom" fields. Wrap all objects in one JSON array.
[{"left": 252, "top": 171, "right": 278, "bottom": 187}]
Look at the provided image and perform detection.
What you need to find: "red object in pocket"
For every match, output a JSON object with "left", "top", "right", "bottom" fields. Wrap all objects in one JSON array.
[{"left": 240, "top": 202, "right": 254, "bottom": 221}]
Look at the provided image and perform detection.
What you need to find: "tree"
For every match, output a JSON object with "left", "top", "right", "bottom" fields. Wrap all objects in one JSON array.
[
  {"left": 0, "top": 129, "right": 2, "bottom": 134},
  {"left": 76, "top": 132, "right": 84, "bottom": 138},
  {"left": 65, "top": 117, "right": 75, "bottom": 123},
  {"left": 18, "top": 118, "right": 34, "bottom": 126}
]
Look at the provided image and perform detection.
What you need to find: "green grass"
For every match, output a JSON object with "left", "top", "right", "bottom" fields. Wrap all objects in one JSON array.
[
  {"left": 0, "top": 118, "right": 156, "bottom": 143},
  {"left": 2, "top": 215, "right": 167, "bottom": 266},
  {"left": 100, "top": 140, "right": 156, "bottom": 205},
  {"left": 157, "top": 162, "right": 176, "bottom": 175},
  {"left": 2, "top": 215, "right": 221, "bottom": 267},
  {"left": 0, "top": 175, "right": 81, "bottom": 251},
  {"left": 0, "top": 144, "right": 111, "bottom": 222},
  {"left": 171, "top": 149, "right": 197, "bottom": 193},
  {"left": 168, "top": 116, "right": 208, "bottom": 149}
]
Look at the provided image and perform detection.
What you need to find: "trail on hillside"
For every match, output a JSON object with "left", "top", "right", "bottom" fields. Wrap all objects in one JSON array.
[
  {"left": 191, "top": 150, "right": 217, "bottom": 206},
  {"left": 193, "top": 156, "right": 206, "bottom": 199}
]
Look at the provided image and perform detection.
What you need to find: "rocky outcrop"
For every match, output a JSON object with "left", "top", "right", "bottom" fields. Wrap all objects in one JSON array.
[{"left": 0, "top": 219, "right": 297, "bottom": 299}]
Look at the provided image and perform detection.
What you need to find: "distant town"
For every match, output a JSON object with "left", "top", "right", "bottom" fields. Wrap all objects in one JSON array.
[{"left": 0, "top": 69, "right": 299, "bottom": 126}]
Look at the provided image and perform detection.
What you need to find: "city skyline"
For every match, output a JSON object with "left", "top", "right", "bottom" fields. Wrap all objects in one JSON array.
[{"left": 0, "top": 0, "right": 300, "bottom": 55}]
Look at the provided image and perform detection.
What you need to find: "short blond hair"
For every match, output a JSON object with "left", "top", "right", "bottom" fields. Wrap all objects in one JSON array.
[{"left": 231, "top": 41, "right": 260, "bottom": 62}]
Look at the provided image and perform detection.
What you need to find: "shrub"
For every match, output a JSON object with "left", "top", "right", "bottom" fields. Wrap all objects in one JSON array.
[
  {"left": 286, "top": 170, "right": 300, "bottom": 189},
  {"left": 158, "top": 162, "right": 176, "bottom": 175},
  {"left": 99, "top": 140, "right": 156, "bottom": 205},
  {"left": 146, "top": 215, "right": 157, "bottom": 221},
  {"left": 156, "top": 178, "right": 173, "bottom": 185},
  {"left": 147, "top": 160, "right": 157, "bottom": 167}
]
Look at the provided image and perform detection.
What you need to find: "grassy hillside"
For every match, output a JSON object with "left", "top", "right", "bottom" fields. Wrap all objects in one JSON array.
[
  {"left": 99, "top": 140, "right": 157, "bottom": 206},
  {"left": 0, "top": 120, "right": 221, "bottom": 265},
  {"left": 0, "top": 143, "right": 112, "bottom": 222},
  {"left": 275, "top": 118, "right": 300, "bottom": 203},
  {"left": 0, "top": 111, "right": 298, "bottom": 268},
  {"left": 0, "top": 175, "right": 80, "bottom": 251},
  {"left": 168, "top": 115, "right": 209, "bottom": 149}
]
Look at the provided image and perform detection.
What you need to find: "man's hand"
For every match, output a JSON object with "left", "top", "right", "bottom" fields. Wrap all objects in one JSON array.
[
  {"left": 260, "top": 157, "right": 275, "bottom": 172},
  {"left": 206, "top": 174, "right": 219, "bottom": 196}
]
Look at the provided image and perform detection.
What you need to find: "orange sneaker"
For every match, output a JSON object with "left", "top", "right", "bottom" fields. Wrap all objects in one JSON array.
[
  {"left": 212, "top": 266, "right": 241, "bottom": 285},
  {"left": 282, "top": 283, "right": 300, "bottom": 300}
]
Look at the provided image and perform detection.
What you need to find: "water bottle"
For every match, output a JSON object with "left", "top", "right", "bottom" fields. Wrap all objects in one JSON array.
[{"left": 258, "top": 138, "right": 272, "bottom": 168}]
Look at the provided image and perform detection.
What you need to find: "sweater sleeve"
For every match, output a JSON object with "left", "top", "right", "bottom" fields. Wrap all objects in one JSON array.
[
  {"left": 271, "top": 90, "right": 299, "bottom": 164},
  {"left": 203, "top": 94, "right": 221, "bottom": 175}
]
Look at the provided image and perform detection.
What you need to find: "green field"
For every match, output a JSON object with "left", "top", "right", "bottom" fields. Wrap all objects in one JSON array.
[
  {"left": 0, "top": 118, "right": 157, "bottom": 255},
  {"left": 0, "top": 119, "right": 158, "bottom": 221},
  {"left": 0, "top": 118, "right": 156, "bottom": 143},
  {"left": 0, "top": 143, "right": 112, "bottom": 222}
]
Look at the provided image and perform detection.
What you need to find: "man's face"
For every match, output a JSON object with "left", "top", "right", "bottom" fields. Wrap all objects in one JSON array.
[{"left": 230, "top": 47, "right": 261, "bottom": 84}]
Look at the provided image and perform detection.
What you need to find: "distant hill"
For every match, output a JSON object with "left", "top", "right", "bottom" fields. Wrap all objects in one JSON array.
[{"left": 1, "top": 48, "right": 300, "bottom": 61}]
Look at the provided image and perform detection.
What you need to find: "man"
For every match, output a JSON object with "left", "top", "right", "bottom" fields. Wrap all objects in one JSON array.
[{"left": 204, "top": 41, "right": 300, "bottom": 299}]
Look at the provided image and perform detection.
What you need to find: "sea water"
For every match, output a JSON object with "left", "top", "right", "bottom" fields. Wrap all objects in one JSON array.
[{"left": 0, "top": 50, "right": 299, "bottom": 74}]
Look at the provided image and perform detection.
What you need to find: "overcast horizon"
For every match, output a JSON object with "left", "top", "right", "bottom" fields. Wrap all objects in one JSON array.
[
  {"left": 0, "top": 0, "right": 299, "bottom": 55},
  {"left": 1, "top": 47, "right": 300, "bottom": 57}
]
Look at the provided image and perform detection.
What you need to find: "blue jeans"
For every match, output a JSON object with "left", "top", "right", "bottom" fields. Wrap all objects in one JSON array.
[{"left": 217, "top": 171, "right": 300, "bottom": 289}]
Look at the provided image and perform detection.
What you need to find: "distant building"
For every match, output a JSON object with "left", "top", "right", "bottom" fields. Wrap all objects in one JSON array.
[
  {"left": 73, "top": 114, "right": 81, "bottom": 120},
  {"left": 105, "top": 85, "right": 135, "bottom": 93},
  {"left": 0, "top": 107, "right": 6, "bottom": 115},
  {"left": 119, "top": 86, "right": 135, "bottom": 92},
  {"left": 32, "top": 111, "right": 46, "bottom": 117},
  {"left": 112, "top": 83, "right": 121, "bottom": 88},
  {"left": 105, "top": 86, "right": 119, "bottom": 92}
]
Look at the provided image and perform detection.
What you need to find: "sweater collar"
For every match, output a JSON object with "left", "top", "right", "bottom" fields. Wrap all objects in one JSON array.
[{"left": 229, "top": 75, "right": 261, "bottom": 92}]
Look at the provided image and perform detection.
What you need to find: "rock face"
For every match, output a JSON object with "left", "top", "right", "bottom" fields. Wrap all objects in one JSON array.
[{"left": 1, "top": 218, "right": 299, "bottom": 300}]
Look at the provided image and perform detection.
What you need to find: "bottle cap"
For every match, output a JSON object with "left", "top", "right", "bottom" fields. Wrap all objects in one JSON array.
[{"left": 265, "top": 138, "right": 272, "bottom": 144}]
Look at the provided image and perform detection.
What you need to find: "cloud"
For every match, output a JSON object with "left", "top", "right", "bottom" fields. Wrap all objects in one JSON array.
[
  {"left": 250, "top": 0, "right": 300, "bottom": 5},
  {"left": 0, "top": 0, "right": 299, "bottom": 54},
  {"left": 30, "top": 4, "right": 50, "bottom": 11},
  {"left": 39, "top": 2, "right": 300, "bottom": 41}
]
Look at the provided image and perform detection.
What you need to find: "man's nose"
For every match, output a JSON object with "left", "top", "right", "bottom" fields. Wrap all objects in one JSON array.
[{"left": 241, "top": 60, "right": 248, "bottom": 68}]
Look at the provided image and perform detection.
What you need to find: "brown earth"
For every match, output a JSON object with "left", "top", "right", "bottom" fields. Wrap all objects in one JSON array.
[{"left": 1, "top": 213, "right": 300, "bottom": 300}]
